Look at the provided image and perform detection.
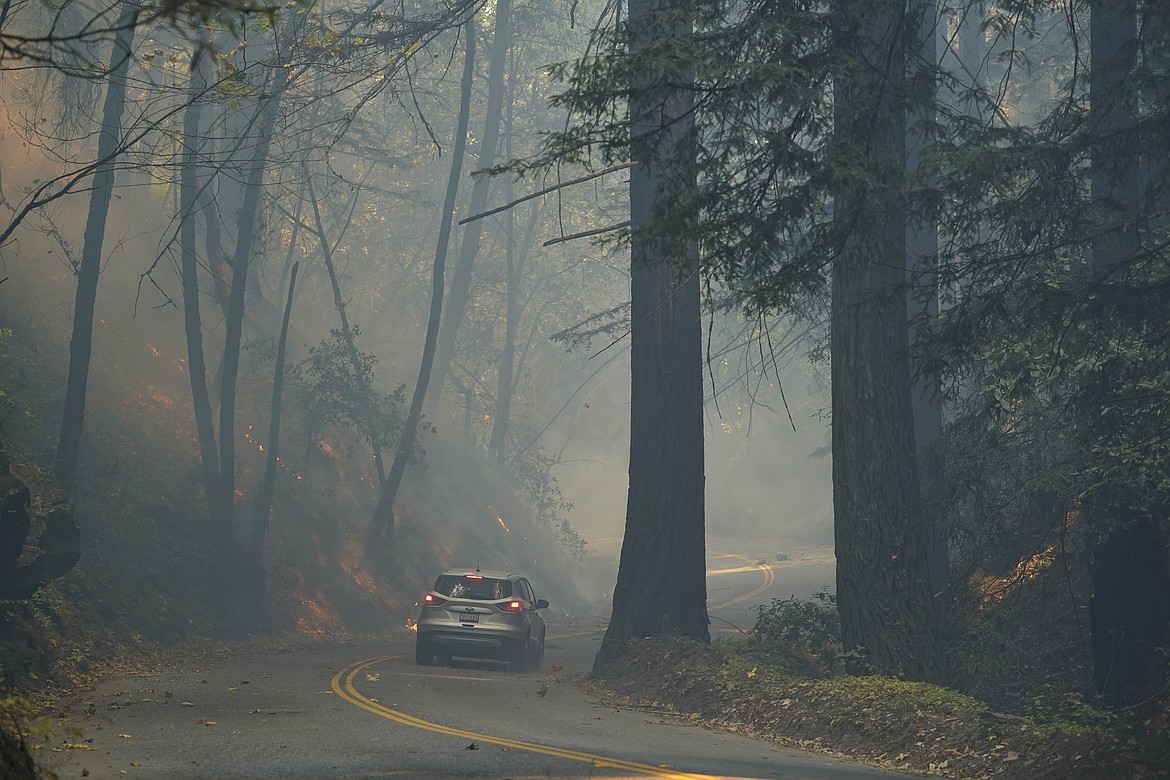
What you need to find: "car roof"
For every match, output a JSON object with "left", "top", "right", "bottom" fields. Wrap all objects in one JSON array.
[{"left": 439, "top": 567, "right": 521, "bottom": 580}]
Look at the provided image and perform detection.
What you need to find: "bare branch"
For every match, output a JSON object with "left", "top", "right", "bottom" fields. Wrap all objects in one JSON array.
[
  {"left": 542, "top": 219, "right": 630, "bottom": 247},
  {"left": 459, "top": 162, "right": 634, "bottom": 225}
]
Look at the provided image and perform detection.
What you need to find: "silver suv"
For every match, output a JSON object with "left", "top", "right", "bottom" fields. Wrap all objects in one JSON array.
[{"left": 414, "top": 568, "right": 548, "bottom": 671}]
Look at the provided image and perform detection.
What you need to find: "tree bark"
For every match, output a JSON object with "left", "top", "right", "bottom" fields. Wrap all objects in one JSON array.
[
  {"left": 831, "top": 0, "right": 941, "bottom": 681},
  {"left": 594, "top": 0, "right": 708, "bottom": 672},
  {"left": 906, "top": 0, "right": 947, "bottom": 593},
  {"left": 54, "top": 3, "right": 137, "bottom": 494},
  {"left": 368, "top": 25, "right": 476, "bottom": 544}
]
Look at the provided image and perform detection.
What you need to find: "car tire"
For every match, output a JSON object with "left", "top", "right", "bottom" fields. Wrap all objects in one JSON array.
[
  {"left": 529, "top": 637, "right": 544, "bottom": 671},
  {"left": 510, "top": 634, "right": 530, "bottom": 672},
  {"left": 415, "top": 638, "right": 434, "bottom": 666}
]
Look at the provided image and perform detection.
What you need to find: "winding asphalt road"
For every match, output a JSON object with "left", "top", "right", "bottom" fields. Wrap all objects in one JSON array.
[{"left": 41, "top": 545, "right": 905, "bottom": 779}]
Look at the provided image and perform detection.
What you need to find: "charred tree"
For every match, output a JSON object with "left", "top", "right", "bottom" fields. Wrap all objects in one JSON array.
[
  {"left": 54, "top": 3, "right": 137, "bottom": 494},
  {"left": 594, "top": 0, "right": 708, "bottom": 673},
  {"left": 830, "top": 0, "right": 941, "bottom": 681}
]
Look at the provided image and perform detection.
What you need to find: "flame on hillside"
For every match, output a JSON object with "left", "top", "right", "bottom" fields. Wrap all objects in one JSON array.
[
  {"left": 244, "top": 424, "right": 304, "bottom": 480},
  {"left": 279, "top": 545, "right": 349, "bottom": 635},
  {"left": 141, "top": 341, "right": 187, "bottom": 373},
  {"left": 974, "top": 545, "right": 1057, "bottom": 604},
  {"left": 144, "top": 384, "right": 175, "bottom": 409},
  {"left": 340, "top": 555, "right": 380, "bottom": 596},
  {"left": 497, "top": 516, "right": 510, "bottom": 532},
  {"left": 295, "top": 595, "right": 344, "bottom": 635}
]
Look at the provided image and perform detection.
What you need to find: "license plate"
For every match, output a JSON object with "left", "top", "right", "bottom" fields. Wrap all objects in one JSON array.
[{"left": 456, "top": 611, "right": 479, "bottom": 623}]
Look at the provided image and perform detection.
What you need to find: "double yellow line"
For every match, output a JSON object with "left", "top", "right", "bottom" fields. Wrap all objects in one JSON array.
[
  {"left": 331, "top": 656, "right": 714, "bottom": 779},
  {"left": 708, "top": 554, "right": 775, "bottom": 610}
]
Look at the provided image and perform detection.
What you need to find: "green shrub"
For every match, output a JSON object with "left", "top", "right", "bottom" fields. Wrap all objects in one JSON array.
[{"left": 750, "top": 588, "right": 846, "bottom": 677}]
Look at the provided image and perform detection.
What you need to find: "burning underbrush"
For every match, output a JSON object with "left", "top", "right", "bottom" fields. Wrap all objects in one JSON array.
[{"left": 0, "top": 268, "right": 590, "bottom": 696}]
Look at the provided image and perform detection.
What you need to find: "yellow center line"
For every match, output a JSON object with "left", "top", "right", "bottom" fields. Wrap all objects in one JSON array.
[
  {"left": 708, "top": 554, "right": 775, "bottom": 610},
  {"left": 331, "top": 657, "right": 716, "bottom": 780},
  {"left": 707, "top": 565, "right": 766, "bottom": 575}
]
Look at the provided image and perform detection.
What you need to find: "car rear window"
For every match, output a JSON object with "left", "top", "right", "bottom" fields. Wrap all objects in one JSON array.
[{"left": 434, "top": 575, "right": 513, "bottom": 600}]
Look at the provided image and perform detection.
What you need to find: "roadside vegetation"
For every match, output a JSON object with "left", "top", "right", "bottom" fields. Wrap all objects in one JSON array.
[{"left": 593, "top": 592, "right": 1168, "bottom": 779}]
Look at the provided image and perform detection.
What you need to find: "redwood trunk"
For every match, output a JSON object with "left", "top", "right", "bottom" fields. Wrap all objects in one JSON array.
[
  {"left": 594, "top": 0, "right": 708, "bottom": 672},
  {"left": 830, "top": 0, "right": 941, "bottom": 681}
]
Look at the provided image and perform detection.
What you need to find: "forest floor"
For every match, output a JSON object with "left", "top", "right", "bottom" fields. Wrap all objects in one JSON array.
[{"left": 591, "top": 637, "right": 1169, "bottom": 780}]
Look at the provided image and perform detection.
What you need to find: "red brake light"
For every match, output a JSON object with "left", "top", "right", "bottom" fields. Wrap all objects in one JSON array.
[
  {"left": 424, "top": 593, "right": 446, "bottom": 606},
  {"left": 498, "top": 600, "right": 524, "bottom": 613}
]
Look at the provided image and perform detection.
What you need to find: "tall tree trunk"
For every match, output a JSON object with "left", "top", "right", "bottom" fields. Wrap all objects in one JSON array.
[
  {"left": 54, "top": 3, "right": 137, "bottom": 494},
  {"left": 214, "top": 68, "right": 289, "bottom": 550},
  {"left": 179, "top": 41, "right": 223, "bottom": 524},
  {"left": 906, "top": 0, "right": 947, "bottom": 593},
  {"left": 426, "top": 0, "right": 512, "bottom": 416},
  {"left": 831, "top": 0, "right": 941, "bottom": 681},
  {"left": 487, "top": 85, "right": 539, "bottom": 466},
  {"left": 1085, "top": 0, "right": 1170, "bottom": 707},
  {"left": 488, "top": 177, "right": 518, "bottom": 466},
  {"left": 368, "top": 25, "right": 476, "bottom": 544},
  {"left": 594, "top": 0, "right": 707, "bottom": 673},
  {"left": 488, "top": 201, "right": 540, "bottom": 465},
  {"left": 306, "top": 175, "right": 386, "bottom": 482},
  {"left": 248, "top": 262, "right": 298, "bottom": 569}
]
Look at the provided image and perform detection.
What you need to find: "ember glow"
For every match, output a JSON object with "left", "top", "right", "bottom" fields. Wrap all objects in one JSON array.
[
  {"left": 143, "top": 385, "right": 176, "bottom": 409},
  {"left": 244, "top": 424, "right": 305, "bottom": 480},
  {"left": 295, "top": 595, "right": 344, "bottom": 635},
  {"left": 340, "top": 556, "right": 380, "bottom": 595},
  {"left": 405, "top": 616, "right": 418, "bottom": 632},
  {"left": 975, "top": 545, "right": 1057, "bottom": 603},
  {"left": 497, "top": 516, "right": 510, "bottom": 532}
]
